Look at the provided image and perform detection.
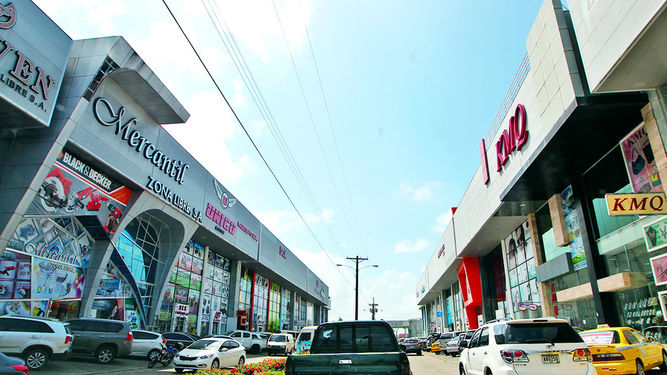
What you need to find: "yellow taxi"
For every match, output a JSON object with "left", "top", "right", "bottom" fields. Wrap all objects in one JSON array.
[
  {"left": 579, "top": 325, "right": 667, "bottom": 375},
  {"left": 430, "top": 340, "right": 443, "bottom": 354}
]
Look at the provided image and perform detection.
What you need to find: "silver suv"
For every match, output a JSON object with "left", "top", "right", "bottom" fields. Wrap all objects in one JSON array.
[
  {"left": 0, "top": 315, "right": 72, "bottom": 370},
  {"left": 65, "top": 318, "right": 133, "bottom": 364}
]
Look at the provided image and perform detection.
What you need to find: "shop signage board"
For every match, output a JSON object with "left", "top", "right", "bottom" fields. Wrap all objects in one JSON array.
[
  {"left": 606, "top": 192, "right": 667, "bottom": 216},
  {"left": 174, "top": 303, "right": 189, "bottom": 317},
  {"left": 0, "top": 0, "right": 71, "bottom": 128}
]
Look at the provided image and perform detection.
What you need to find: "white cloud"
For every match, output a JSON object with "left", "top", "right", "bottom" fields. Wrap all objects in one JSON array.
[
  {"left": 165, "top": 90, "right": 253, "bottom": 185},
  {"left": 34, "top": 0, "right": 127, "bottom": 36},
  {"left": 256, "top": 208, "right": 335, "bottom": 239},
  {"left": 292, "top": 248, "right": 421, "bottom": 321},
  {"left": 394, "top": 238, "right": 430, "bottom": 254},
  {"left": 431, "top": 211, "right": 453, "bottom": 234},
  {"left": 398, "top": 181, "right": 441, "bottom": 202}
]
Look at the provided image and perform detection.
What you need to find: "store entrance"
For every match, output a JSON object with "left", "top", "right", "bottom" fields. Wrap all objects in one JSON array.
[{"left": 175, "top": 317, "right": 186, "bottom": 332}]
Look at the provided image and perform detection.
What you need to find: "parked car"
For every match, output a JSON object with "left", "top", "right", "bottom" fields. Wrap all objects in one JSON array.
[
  {"left": 173, "top": 338, "right": 246, "bottom": 373},
  {"left": 266, "top": 333, "right": 295, "bottom": 355},
  {"left": 130, "top": 330, "right": 165, "bottom": 361},
  {"left": 295, "top": 326, "right": 318, "bottom": 354},
  {"left": 224, "top": 330, "right": 266, "bottom": 353},
  {"left": 458, "top": 318, "right": 595, "bottom": 375},
  {"left": 0, "top": 315, "right": 72, "bottom": 370},
  {"left": 285, "top": 320, "right": 411, "bottom": 375},
  {"left": 162, "top": 332, "right": 200, "bottom": 349},
  {"left": 65, "top": 318, "right": 133, "bottom": 364},
  {"left": 424, "top": 332, "right": 440, "bottom": 352},
  {"left": 580, "top": 324, "right": 667, "bottom": 374},
  {"left": 398, "top": 337, "right": 422, "bottom": 356},
  {"left": 0, "top": 352, "right": 28, "bottom": 375},
  {"left": 445, "top": 331, "right": 475, "bottom": 356},
  {"left": 431, "top": 332, "right": 457, "bottom": 354}
]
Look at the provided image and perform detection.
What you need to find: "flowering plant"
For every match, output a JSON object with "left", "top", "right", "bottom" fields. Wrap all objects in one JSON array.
[{"left": 196, "top": 358, "right": 286, "bottom": 375}]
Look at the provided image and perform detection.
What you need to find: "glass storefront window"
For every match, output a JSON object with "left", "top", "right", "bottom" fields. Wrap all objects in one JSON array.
[
  {"left": 252, "top": 275, "right": 269, "bottom": 332},
  {"left": 268, "top": 283, "right": 280, "bottom": 332},
  {"left": 505, "top": 221, "right": 540, "bottom": 317},
  {"left": 238, "top": 268, "right": 252, "bottom": 312}
]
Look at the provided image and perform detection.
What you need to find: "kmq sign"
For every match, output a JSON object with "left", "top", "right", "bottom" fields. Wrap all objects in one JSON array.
[
  {"left": 606, "top": 192, "right": 667, "bottom": 216},
  {"left": 480, "top": 104, "right": 528, "bottom": 184},
  {"left": 0, "top": 1, "right": 71, "bottom": 128}
]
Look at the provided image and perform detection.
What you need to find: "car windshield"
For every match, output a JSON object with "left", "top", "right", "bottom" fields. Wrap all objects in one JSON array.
[
  {"left": 270, "top": 335, "right": 287, "bottom": 342},
  {"left": 187, "top": 340, "right": 219, "bottom": 350},
  {"left": 580, "top": 331, "right": 619, "bottom": 345},
  {"left": 497, "top": 323, "right": 584, "bottom": 344}
]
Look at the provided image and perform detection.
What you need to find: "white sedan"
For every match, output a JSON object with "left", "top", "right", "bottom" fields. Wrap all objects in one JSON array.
[{"left": 174, "top": 338, "right": 246, "bottom": 373}]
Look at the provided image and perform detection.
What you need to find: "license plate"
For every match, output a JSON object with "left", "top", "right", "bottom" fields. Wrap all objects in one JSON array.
[{"left": 541, "top": 354, "right": 560, "bottom": 364}]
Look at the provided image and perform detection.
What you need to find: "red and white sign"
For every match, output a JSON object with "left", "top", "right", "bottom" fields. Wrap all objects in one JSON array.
[
  {"left": 174, "top": 303, "right": 189, "bottom": 317},
  {"left": 496, "top": 104, "right": 528, "bottom": 171}
]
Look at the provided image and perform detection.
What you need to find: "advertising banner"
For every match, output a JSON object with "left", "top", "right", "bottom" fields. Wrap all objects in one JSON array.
[
  {"left": 32, "top": 258, "right": 84, "bottom": 299},
  {"left": 606, "top": 192, "right": 667, "bottom": 216},
  {"left": 621, "top": 124, "right": 662, "bottom": 193},
  {"left": 561, "top": 186, "right": 587, "bottom": 271},
  {"left": 650, "top": 253, "right": 667, "bottom": 287},
  {"left": 0, "top": 250, "right": 30, "bottom": 300},
  {"left": 643, "top": 216, "right": 667, "bottom": 252},
  {"left": 505, "top": 221, "right": 539, "bottom": 312},
  {"left": 28, "top": 150, "right": 132, "bottom": 236},
  {"left": 8, "top": 217, "right": 91, "bottom": 268}
]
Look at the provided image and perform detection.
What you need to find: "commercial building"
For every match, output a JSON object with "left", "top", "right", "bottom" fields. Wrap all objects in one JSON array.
[
  {"left": 418, "top": 0, "right": 667, "bottom": 333},
  {"left": 0, "top": 1, "right": 329, "bottom": 336}
]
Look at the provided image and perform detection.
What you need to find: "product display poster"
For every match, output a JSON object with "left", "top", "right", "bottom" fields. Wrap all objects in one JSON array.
[
  {"left": 650, "top": 253, "right": 667, "bottom": 286},
  {"left": 643, "top": 216, "right": 667, "bottom": 252},
  {"left": 561, "top": 185, "right": 587, "bottom": 270},
  {"left": 0, "top": 301, "right": 31, "bottom": 315},
  {"left": 27, "top": 150, "right": 132, "bottom": 236},
  {"left": 581, "top": 331, "right": 615, "bottom": 345},
  {"left": 32, "top": 258, "right": 84, "bottom": 299},
  {"left": 621, "top": 124, "right": 662, "bottom": 193}
]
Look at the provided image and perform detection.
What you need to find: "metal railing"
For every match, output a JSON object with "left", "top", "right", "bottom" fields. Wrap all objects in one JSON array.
[{"left": 484, "top": 53, "right": 531, "bottom": 148}]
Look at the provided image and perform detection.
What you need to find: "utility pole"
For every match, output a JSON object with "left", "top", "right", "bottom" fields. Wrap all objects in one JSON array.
[
  {"left": 349, "top": 256, "right": 367, "bottom": 320},
  {"left": 369, "top": 297, "right": 379, "bottom": 320},
  {"left": 337, "top": 256, "right": 377, "bottom": 320}
]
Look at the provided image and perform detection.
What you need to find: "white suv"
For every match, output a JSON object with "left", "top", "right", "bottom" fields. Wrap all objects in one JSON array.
[
  {"left": 458, "top": 318, "right": 595, "bottom": 375},
  {"left": 225, "top": 330, "right": 266, "bottom": 353},
  {"left": 0, "top": 315, "right": 73, "bottom": 370}
]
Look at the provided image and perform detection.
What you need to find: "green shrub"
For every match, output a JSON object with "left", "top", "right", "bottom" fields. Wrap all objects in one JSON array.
[{"left": 196, "top": 358, "right": 286, "bottom": 375}]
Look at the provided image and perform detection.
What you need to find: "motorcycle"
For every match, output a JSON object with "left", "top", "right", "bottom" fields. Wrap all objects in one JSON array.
[{"left": 148, "top": 343, "right": 182, "bottom": 368}]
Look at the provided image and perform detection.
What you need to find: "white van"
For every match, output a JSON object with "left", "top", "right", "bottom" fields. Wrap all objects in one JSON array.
[{"left": 295, "top": 326, "right": 318, "bottom": 354}]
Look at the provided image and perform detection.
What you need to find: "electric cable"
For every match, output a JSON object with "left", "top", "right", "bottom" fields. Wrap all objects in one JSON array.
[{"left": 161, "top": 0, "right": 354, "bottom": 289}]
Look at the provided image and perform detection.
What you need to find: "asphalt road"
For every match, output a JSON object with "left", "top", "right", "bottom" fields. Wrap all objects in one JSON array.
[{"left": 34, "top": 350, "right": 667, "bottom": 375}]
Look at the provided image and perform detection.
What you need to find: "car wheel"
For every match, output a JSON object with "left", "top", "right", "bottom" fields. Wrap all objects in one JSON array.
[
  {"left": 175, "top": 368, "right": 184, "bottom": 374},
  {"left": 250, "top": 344, "right": 260, "bottom": 354},
  {"left": 660, "top": 351, "right": 667, "bottom": 371},
  {"left": 636, "top": 360, "right": 645, "bottom": 375},
  {"left": 459, "top": 365, "right": 467, "bottom": 375},
  {"left": 238, "top": 356, "right": 245, "bottom": 366},
  {"left": 95, "top": 345, "right": 115, "bottom": 364},
  {"left": 417, "top": 350, "right": 422, "bottom": 356},
  {"left": 211, "top": 359, "right": 219, "bottom": 369},
  {"left": 147, "top": 349, "right": 160, "bottom": 361},
  {"left": 24, "top": 348, "right": 49, "bottom": 370}
]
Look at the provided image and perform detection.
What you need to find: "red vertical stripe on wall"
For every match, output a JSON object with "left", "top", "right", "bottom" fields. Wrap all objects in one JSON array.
[
  {"left": 266, "top": 281, "right": 272, "bottom": 331},
  {"left": 249, "top": 271, "right": 256, "bottom": 332}
]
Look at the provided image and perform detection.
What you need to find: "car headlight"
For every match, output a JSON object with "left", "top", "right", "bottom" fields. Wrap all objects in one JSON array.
[{"left": 199, "top": 353, "right": 214, "bottom": 359}]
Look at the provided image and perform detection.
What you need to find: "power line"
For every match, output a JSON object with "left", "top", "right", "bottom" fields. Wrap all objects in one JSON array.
[{"left": 161, "top": 0, "right": 351, "bottom": 288}]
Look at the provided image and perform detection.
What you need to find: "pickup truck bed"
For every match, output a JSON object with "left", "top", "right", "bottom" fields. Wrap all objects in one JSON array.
[{"left": 285, "top": 321, "right": 411, "bottom": 375}]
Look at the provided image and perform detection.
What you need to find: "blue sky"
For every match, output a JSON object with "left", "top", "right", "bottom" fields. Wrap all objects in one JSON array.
[{"left": 37, "top": 0, "right": 543, "bottom": 321}]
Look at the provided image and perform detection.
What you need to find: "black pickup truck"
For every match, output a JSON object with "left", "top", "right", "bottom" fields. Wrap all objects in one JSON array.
[{"left": 285, "top": 320, "right": 411, "bottom": 375}]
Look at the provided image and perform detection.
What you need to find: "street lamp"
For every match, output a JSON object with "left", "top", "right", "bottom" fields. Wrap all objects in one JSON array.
[{"left": 337, "top": 256, "right": 378, "bottom": 320}]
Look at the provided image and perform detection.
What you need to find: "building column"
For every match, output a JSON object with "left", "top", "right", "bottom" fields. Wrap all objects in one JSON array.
[
  {"left": 527, "top": 213, "right": 553, "bottom": 318},
  {"left": 226, "top": 260, "right": 242, "bottom": 331},
  {"left": 78, "top": 238, "right": 112, "bottom": 317},
  {"left": 644, "top": 98, "right": 667, "bottom": 194}
]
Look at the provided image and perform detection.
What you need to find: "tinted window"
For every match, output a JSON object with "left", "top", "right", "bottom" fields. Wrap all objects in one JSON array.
[
  {"left": 479, "top": 327, "right": 489, "bottom": 346},
  {"left": 298, "top": 332, "right": 312, "bottom": 341},
  {"left": 270, "top": 335, "right": 287, "bottom": 342},
  {"left": 243, "top": 332, "right": 250, "bottom": 338},
  {"left": 66, "top": 320, "right": 84, "bottom": 331},
  {"left": 7, "top": 319, "right": 53, "bottom": 333},
  {"left": 231, "top": 332, "right": 242, "bottom": 338},
  {"left": 162, "top": 333, "right": 178, "bottom": 339},
  {"left": 629, "top": 329, "right": 647, "bottom": 343},
  {"left": 623, "top": 330, "right": 639, "bottom": 344},
  {"left": 252, "top": 334, "right": 261, "bottom": 340},
  {"left": 133, "top": 331, "right": 158, "bottom": 340},
  {"left": 504, "top": 323, "right": 583, "bottom": 344},
  {"left": 493, "top": 325, "right": 506, "bottom": 344},
  {"left": 0, "top": 319, "right": 10, "bottom": 331},
  {"left": 311, "top": 324, "right": 397, "bottom": 354},
  {"left": 101, "top": 322, "right": 123, "bottom": 333},
  {"left": 223, "top": 340, "right": 240, "bottom": 348},
  {"left": 469, "top": 329, "right": 481, "bottom": 348}
]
